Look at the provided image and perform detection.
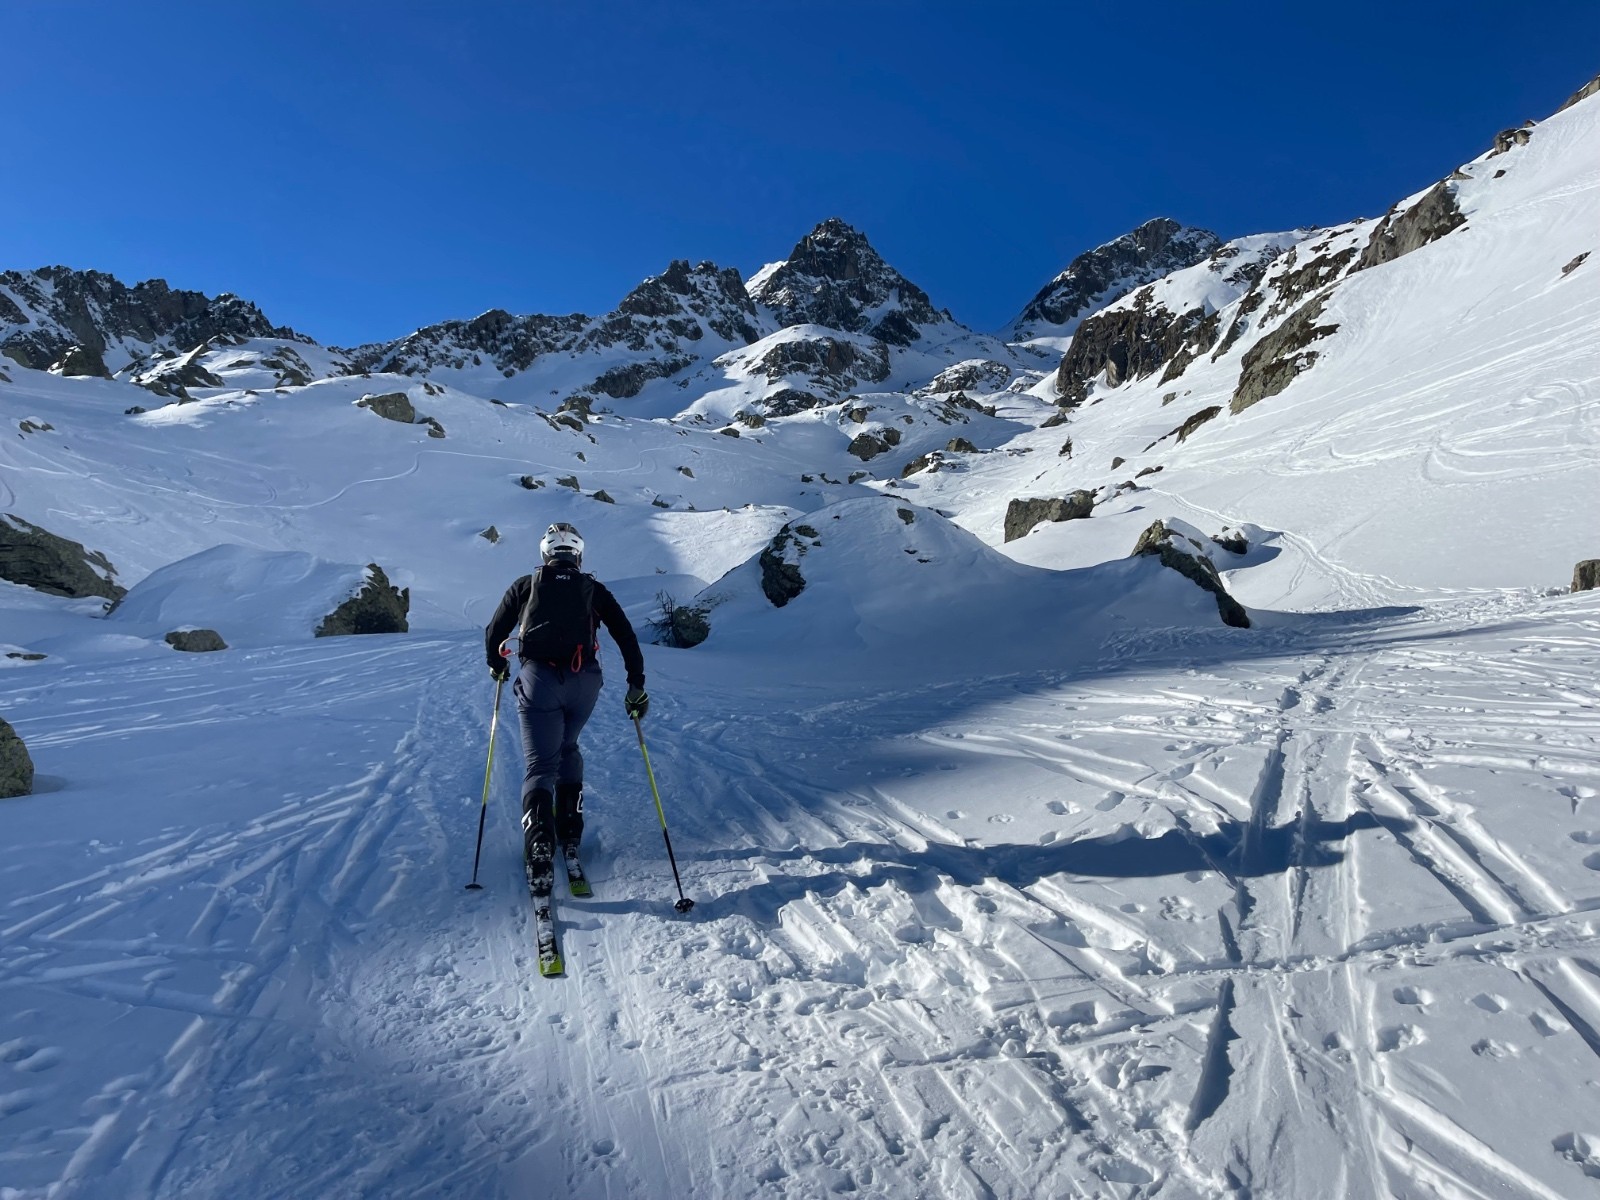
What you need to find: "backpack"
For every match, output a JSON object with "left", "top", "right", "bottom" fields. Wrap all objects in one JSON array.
[{"left": 517, "top": 562, "right": 596, "bottom": 670}]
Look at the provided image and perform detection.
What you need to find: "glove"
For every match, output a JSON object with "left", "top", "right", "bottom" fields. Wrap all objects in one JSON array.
[
  {"left": 624, "top": 687, "right": 650, "bottom": 721},
  {"left": 488, "top": 662, "right": 510, "bottom": 682}
]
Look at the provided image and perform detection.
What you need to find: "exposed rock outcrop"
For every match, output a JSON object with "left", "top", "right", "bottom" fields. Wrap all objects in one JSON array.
[
  {"left": 1054, "top": 294, "right": 1218, "bottom": 407},
  {"left": 1573, "top": 560, "right": 1600, "bottom": 593},
  {"left": 1011, "top": 219, "right": 1222, "bottom": 338},
  {"left": 1558, "top": 73, "right": 1600, "bottom": 113},
  {"left": 758, "top": 528, "right": 810, "bottom": 608},
  {"left": 314, "top": 564, "right": 410, "bottom": 637},
  {"left": 751, "top": 334, "right": 891, "bottom": 392},
  {"left": 0, "top": 514, "right": 124, "bottom": 601},
  {"left": 1003, "top": 491, "right": 1095, "bottom": 542},
  {"left": 919, "top": 359, "right": 1013, "bottom": 395},
  {"left": 1231, "top": 295, "right": 1339, "bottom": 415},
  {"left": 0, "top": 715, "right": 33, "bottom": 799},
  {"left": 1132, "top": 520, "right": 1250, "bottom": 628},
  {"left": 52, "top": 344, "right": 112, "bottom": 378},
  {"left": 1355, "top": 181, "right": 1467, "bottom": 272}
]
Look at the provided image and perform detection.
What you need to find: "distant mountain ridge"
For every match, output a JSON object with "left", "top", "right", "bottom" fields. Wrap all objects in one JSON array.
[{"left": 0, "top": 267, "right": 303, "bottom": 378}]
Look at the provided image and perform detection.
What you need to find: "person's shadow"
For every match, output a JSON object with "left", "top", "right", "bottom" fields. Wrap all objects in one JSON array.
[{"left": 693, "top": 812, "right": 1410, "bottom": 922}]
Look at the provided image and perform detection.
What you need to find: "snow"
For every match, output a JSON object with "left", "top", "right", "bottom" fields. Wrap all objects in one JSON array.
[{"left": 2, "top": 84, "right": 1600, "bottom": 1200}]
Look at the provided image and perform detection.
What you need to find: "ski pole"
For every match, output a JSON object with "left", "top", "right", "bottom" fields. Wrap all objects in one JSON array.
[
  {"left": 634, "top": 716, "right": 694, "bottom": 913},
  {"left": 464, "top": 674, "right": 505, "bottom": 891}
]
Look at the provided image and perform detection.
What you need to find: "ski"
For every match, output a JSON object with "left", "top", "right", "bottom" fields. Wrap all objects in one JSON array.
[
  {"left": 534, "top": 903, "right": 563, "bottom": 976},
  {"left": 561, "top": 843, "right": 592, "bottom": 898},
  {"left": 527, "top": 857, "right": 563, "bottom": 977}
]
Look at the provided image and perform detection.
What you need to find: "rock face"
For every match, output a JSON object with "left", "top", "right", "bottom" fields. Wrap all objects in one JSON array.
[
  {"left": 1356, "top": 181, "right": 1467, "bottom": 271},
  {"left": 1231, "top": 296, "right": 1340, "bottom": 414},
  {"left": 1132, "top": 520, "right": 1250, "bottom": 628},
  {"left": 1003, "top": 491, "right": 1095, "bottom": 542},
  {"left": 1048, "top": 232, "right": 1303, "bottom": 407},
  {"left": 748, "top": 219, "right": 950, "bottom": 346},
  {"left": 0, "top": 266, "right": 300, "bottom": 374},
  {"left": 0, "top": 514, "right": 124, "bottom": 600},
  {"left": 1011, "top": 219, "right": 1222, "bottom": 339},
  {"left": 314, "top": 565, "right": 410, "bottom": 637},
  {"left": 1055, "top": 295, "right": 1220, "bottom": 406},
  {"left": 165, "top": 629, "right": 228, "bottom": 652},
  {"left": 0, "top": 715, "right": 33, "bottom": 799},
  {"left": 1573, "top": 560, "right": 1600, "bottom": 592}
]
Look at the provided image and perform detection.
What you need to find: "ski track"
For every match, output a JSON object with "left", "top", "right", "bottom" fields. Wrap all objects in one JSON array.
[{"left": 2, "top": 594, "right": 1599, "bottom": 1197}]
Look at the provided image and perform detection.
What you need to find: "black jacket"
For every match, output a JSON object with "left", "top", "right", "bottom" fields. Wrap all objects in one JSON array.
[{"left": 485, "top": 569, "right": 646, "bottom": 689}]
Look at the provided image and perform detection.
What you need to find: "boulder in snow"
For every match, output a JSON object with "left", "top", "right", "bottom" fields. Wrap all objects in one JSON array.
[
  {"left": 1573, "top": 560, "right": 1600, "bottom": 593},
  {"left": 165, "top": 629, "right": 228, "bottom": 653},
  {"left": 0, "top": 514, "right": 124, "bottom": 601},
  {"left": 0, "top": 716, "right": 32, "bottom": 799},
  {"left": 357, "top": 392, "right": 417, "bottom": 423},
  {"left": 1131, "top": 519, "right": 1250, "bottom": 628},
  {"left": 1003, "top": 492, "right": 1095, "bottom": 542}
]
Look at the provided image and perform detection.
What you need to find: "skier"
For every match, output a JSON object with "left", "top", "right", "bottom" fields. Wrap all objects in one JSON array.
[{"left": 484, "top": 522, "right": 649, "bottom": 882}]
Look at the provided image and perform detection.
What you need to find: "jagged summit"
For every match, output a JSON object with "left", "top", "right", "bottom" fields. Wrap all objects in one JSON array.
[
  {"left": 1008, "top": 218, "right": 1222, "bottom": 342},
  {"left": 747, "top": 218, "right": 951, "bottom": 346},
  {"left": 347, "top": 257, "right": 765, "bottom": 402},
  {"left": 0, "top": 266, "right": 302, "bottom": 377}
]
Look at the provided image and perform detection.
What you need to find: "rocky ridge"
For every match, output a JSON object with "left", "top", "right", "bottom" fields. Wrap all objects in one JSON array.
[
  {"left": 0, "top": 267, "right": 302, "bottom": 377},
  {"left": 1009, "top": 218, "right": 1223, "bottom": 342}
]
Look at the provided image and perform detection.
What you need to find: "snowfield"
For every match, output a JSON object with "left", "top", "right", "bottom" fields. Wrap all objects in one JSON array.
[{"left": 3, "top": 78, "right": 1600, "bottom": 1200}]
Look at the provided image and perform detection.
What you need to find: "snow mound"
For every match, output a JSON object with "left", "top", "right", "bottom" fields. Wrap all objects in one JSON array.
[
  {"left": 107, "top": 544, "right": 380, "bottom": 647},
  {"left": 695, "top": 496, "right": 1245, "bottom": 677}
]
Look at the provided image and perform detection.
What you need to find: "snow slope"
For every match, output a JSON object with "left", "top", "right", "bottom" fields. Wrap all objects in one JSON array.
[{"left": 2, "top": 73, "right": 1600, "bottom": 1200}]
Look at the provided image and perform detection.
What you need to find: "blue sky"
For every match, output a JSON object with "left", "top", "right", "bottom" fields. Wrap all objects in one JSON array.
[{"left": 4, "top": 1, "right": 1598, "bottom": 345}]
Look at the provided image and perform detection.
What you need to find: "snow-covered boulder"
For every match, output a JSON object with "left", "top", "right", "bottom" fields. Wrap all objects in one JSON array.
[
  {"left": 0, "top": 715, "right": 31, "bottom": 799},
  {"left": 1131, "top": 519, "right": 1250, "bottom": 628},
  {"left": 0, "top": 514, "right": 124, "bottom": 601}
]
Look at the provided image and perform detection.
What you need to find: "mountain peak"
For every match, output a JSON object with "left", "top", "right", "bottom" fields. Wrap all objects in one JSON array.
[
  {"left": 1010, "top": 219, "right": 1223, "bottom": 340},
  {"left": 748, "top": 219, "right": 950, "bottom": 346}
]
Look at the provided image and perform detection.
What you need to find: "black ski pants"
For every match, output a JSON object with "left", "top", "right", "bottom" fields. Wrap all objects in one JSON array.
[{"left": 513, "top": 660, "right": 603, "bottom": 845}]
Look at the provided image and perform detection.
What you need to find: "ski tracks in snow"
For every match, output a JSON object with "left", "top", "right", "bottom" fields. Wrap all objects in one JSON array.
[
  {"left": 652, "top": 591, "right": 1600, "bottom": 1198},
  {"left": 5, "top": 594, "right": 1600, "bottom": 1197}
]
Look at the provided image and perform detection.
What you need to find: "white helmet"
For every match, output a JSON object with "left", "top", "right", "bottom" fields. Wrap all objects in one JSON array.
[{"left": 540, "top": 522, "right": 584, "bottom": 566}]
